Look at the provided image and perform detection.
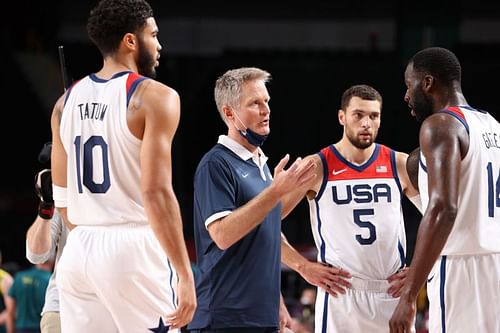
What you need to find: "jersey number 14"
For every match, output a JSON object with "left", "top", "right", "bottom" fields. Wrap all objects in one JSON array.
[{"left": 486, "top": 162, "right": 500, "bottom": 217}]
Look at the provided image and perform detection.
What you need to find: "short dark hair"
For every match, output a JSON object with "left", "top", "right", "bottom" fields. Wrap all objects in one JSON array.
[
  {"left": 87, "top": 0, "right": 154, "bottom": 56},
  {"left": 341, "top": 84, "right": 382, "bottom": 110},
  {"left": 410, "top": 47, "right": 461, "bottom": 86}
]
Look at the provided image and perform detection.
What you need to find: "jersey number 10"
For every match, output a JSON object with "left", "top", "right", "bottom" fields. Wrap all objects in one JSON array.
[{"left": 74, "top": 135, "right": 111, "bottom": 193}]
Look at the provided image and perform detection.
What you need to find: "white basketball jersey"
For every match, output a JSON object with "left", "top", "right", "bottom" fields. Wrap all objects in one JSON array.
[
  {"left": 309, "top": 144, "right": 406, "bottom": 279},
  {"left": 418, "top": 106, "right": 500, "bottom": 255},
  {"left": 60, "top": 72, "right": 148, "bottom": 226}
]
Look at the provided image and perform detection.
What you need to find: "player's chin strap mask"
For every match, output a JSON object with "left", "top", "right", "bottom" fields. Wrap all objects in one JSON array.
[{"left": 232, "top": 111, "right": 268, "bottom": 147}]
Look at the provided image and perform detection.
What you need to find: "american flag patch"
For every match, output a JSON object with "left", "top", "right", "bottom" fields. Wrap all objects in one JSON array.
[{"left": 376, "top": 165, "right": 387, "bottom": 173}]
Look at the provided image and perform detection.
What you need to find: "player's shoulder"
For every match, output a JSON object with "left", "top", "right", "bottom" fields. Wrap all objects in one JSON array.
[
  {"left": 137, "top": 77, "right": 178, "bottom": 96},
  {"left": 133, "top": 78, "right": 180, "bottom": 110},
  {"left": 422, "top": 111, "right": 462, "bottom": 129},
  {"left": 305, "top": 152, "right": 321, "bottom": 163},
  {"left": 420, "top": 112, "right": 468, "bottom": 145},
  {"left": 394, "top": 150, "right": 409, "bottom": 161}
]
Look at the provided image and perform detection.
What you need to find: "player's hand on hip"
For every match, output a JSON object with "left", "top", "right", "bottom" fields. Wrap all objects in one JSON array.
[
  {"left": 387, "top": 266, "right": 409, "bottom": 297},
  {"left": 299, "top": 262, "right": 352, "bottom": 297},
  {"left": 164, "top": 276, "right": 197, "bottom": 329}
]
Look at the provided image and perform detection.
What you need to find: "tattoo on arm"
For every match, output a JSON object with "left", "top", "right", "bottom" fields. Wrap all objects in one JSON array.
[{"left": 130, "top": 80, "right": 150, "bottom": 112}]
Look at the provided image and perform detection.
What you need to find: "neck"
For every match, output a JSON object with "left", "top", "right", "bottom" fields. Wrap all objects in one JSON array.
[
  {"left": 97, "top": 57, "right": 137, "bottom": 79},
  {"left": 335, "top": 138, "right": 376, "bottom": 166},
  {"left": 434, "top": 84, "right": 469, "bottom": 111}
]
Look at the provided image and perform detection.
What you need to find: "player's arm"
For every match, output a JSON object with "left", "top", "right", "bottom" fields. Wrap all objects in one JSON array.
[
  {"left": 27, "top": 169, "right": 61, "bottom": 262},
  {"left": 26, "top": 216, "right": 57, "bottom": 263},
  {"left": 139, "top": 81, "right": 196, "bottom": 329},
  {"left": 395, "top": 150, "right": 422, "bottom": 213},
  {"left": 281, "top": 233, "right": 351, "bottom": 296},
  {"left": 207, "top": 155, "right": 316, "bottom": 250},
  {"left": 390, "top": 113, "right": 467, "bottom": 331},
  {"left": 406, "top": 147, "right": 420, "bottom": 192},
  {"left": 50, "top": 94, "right": 72, "bottom": 230}
]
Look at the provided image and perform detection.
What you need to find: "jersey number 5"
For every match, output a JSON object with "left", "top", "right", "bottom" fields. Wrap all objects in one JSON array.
[
  {"left": 353, "top": 208, "right": 376, "bottom": 245},
  {"left": 74, "top": 135, "right": 111, "bottom": 193},
  {"left": 486, "top": 162, "right": 500, "bottom": 217}
]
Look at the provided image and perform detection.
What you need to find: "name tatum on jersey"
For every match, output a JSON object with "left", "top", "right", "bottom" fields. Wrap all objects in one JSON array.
[{"left": 77, "top": 102, "right": 108, "bottom": 121}]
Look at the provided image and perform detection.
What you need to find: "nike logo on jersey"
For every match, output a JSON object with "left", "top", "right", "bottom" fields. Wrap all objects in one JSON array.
[
  {"left": 427, "top": 275, "right": 434, "bottom": 283},
  {"left": 242, "top": 173, "right": 249, "bottom": 178},
  {"left": 332, "top": 168, "right": 347, "bottom": 176}
]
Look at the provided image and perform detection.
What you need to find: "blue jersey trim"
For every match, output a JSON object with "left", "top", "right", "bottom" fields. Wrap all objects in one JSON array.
[
  {"left": 397, "top": 239, "right": 406, "bottom": 269},
  {"left": 459, "top": 105, "right": 487, "bottom": 114},
  {"left": 419, "top": 157, "right": 427, "bottom": 173},
  {"left": 316, "top": 151, "right": 329, "bottom": 199},
  {"left": 89, "top": 71, "right": 130, "bottom": 83},
  {"left": 390, "top": 149, "right": 403, "bottom": 198},
  {"left": 315, "top": 199, "right": 327, "bottom": 264},
  {"left": 167, "top": 259, "right": 176, "bottom": 308},
  {"left": 440, "top": 110, "right": 469, "bottom": 134},
  {"left": 321, "top": 292, "right": 329, "bottom": 333},
  {"left": 440, "top": 255, "right": 447, "bottom": 333},
  {"left": 126, "top": 77, "right": 148, "bottom": 106},
  {"left": 329, "top": 144, "right": 380, "bottom": 172}
]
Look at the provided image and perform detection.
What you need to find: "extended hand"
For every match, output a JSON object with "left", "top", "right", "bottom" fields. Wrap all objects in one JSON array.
[{"left": 272, "top": 155, "right": 316, "bottom": 196}]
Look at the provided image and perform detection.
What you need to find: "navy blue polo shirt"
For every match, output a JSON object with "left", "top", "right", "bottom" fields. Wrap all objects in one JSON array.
[{"left": 188, "top": 136, "right": 281, "bottom": 330}]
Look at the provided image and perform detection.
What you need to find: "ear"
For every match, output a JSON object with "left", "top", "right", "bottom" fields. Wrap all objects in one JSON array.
[
  {"left": 123, "top": 33, "right": 137, "bottom": 51},
  {"left": 338, "top": 109, "right": 346, "bottom": 126},
  {"left": 422, "top": 74, "right": 435, "bottom": 93},
  {"left": 223, "top": 105, "right": 233, "bottom": 121}
]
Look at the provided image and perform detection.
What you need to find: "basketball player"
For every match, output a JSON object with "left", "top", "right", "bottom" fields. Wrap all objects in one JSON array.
[
  {"left": 50, "top": 0, "right": 196, "bottom": 332},
  {"left": 390, "top": 47, "right": 500, "bottom": 332},
  {"left": 281, "top": 84, "right": 421, "bottom": 333}
]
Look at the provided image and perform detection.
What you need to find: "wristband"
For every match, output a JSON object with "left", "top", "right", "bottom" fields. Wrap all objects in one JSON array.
[
  {"left": 53, "top": 184, "right": 68, "bottom": 208},
  {"left": 38, "top": 201, "right": 54, "bottom": 219}
]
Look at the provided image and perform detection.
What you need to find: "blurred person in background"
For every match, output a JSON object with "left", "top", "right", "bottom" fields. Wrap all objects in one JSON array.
[
  {"left": 6, "top": 260, "right": 53, "bottom": 333},
  {"left": 0, "top": 251, "right": 14, "bottom": 333}
]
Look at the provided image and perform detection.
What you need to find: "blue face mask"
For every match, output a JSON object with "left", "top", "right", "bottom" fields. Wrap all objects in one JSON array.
[
  {"left": 238, "top": 128, "right": 268, "bottom": 147},
  {"left": 232, "top": 110, "right": 269, "bottom": 147}
]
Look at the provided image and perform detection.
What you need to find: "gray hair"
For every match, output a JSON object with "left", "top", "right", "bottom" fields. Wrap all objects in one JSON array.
[{"left": 214, "top": 67, "right": 271, "bottom": 123}]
